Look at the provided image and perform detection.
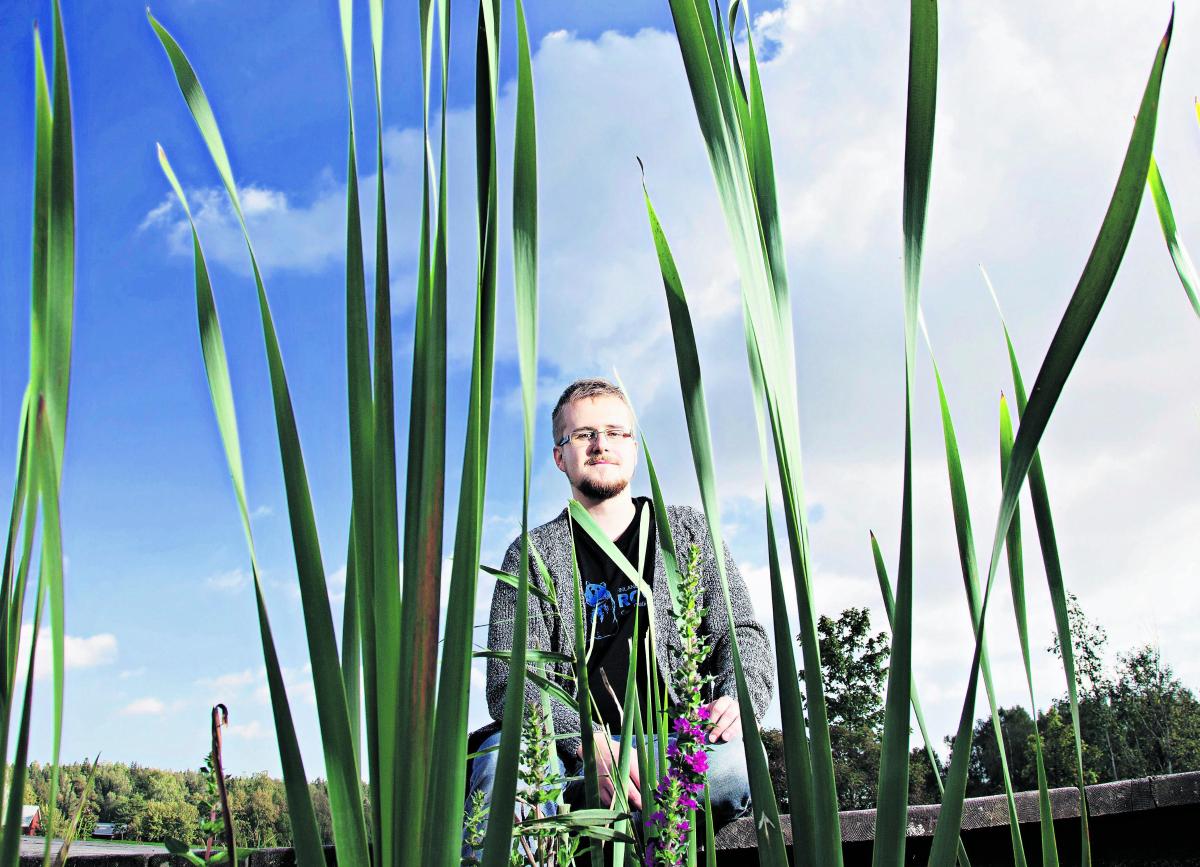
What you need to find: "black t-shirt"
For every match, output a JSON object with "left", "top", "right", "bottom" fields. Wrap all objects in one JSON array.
[{"left": 572, "top": 497, "right": 667, "bottom": 734}]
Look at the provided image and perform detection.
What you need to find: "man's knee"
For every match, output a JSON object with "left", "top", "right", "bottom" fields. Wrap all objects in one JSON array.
[{"left": 705, "top": 738, "right": 752, "bottom": 825}]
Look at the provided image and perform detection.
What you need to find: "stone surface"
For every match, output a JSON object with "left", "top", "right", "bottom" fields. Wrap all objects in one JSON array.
[{"left": 21, "top": 770, "right": 1200, "bottom": 864}]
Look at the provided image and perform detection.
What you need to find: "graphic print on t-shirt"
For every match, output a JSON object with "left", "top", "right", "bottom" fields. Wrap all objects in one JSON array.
[{"left": 584, "top": 580, "right": 642, "bottom": 640}]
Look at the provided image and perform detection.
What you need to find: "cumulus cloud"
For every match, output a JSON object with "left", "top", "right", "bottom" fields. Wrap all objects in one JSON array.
[
  {"left": 205, "top": 568, "right": 250, "bottom": 592},
  {"left": 121, "top": 697, "right": 166, "bottom": 716},
  {"left": 15, "top": 626, "right": 118, "bottom": 682},
  {"left": 226, "top": 720, "right": 268, "bottom": 739}
]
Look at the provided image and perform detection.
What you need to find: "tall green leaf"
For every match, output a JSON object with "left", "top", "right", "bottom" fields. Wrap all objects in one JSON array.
[
  {"left": 148, "top": 15, "right": 369, "bottom": 865},
  {"left": 1147, "top": 158, "right": 1200, "bottom": 320},
  {"left": 663, "top": 3, "right": 844, "bottom": 860},
  {"left": 481, "top": 2, "right": 536, "bottom": 862},
  {"left": 920, "top": 328, "right": 1027, "bottom": 867},
  {"left": 640, "top": 180, "right": 787, "bottom": 866},
  {"left": 873, "top": 1, "right": 937, "bottom": 863},
  {"left": 870, "top": 534, "right": 971, "bottom": 867},
  {"left": 395, "top": 0, "right": 451, "bottom": 859},
  {"left": 567, "top": 522, "right": 605, "bottom": 867},
  {"left": 999, "top": 396, "right": 1058, "bottom": 867},
  {"left": 425, "top": 1, "right": 501, "bottom": 856},
  {"left": 156, "top": 146, "right": 325, "bottom": 866},
  {"left": 929, "top": 17, "right": 1172, "bottom": 865},
  {"left": 334, "top": 0, "right": 372, "bottom": 774},
  {"left": 982, "top": 266, "right": 1092, "bottom": 865}
]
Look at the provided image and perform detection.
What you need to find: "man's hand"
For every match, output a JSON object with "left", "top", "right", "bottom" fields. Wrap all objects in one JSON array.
[
  {"left": 579, "top": 731, "right": 641, "bottom": 810},
  {"left": 701, "top": 695, "right": 742, "bottom": 743}
]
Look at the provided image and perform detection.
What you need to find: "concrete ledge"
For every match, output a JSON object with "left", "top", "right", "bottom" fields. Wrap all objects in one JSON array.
[
  {"left": 713, "top": 770, "right": 1200, "bottom": 850},
  {"left": 23, "top": 771, "right": 1200, "bottom": 864}
]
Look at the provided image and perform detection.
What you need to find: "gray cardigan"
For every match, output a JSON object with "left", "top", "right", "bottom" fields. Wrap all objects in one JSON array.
[{"left": 486, "top": 503, "right": 775, "bottom": 757}]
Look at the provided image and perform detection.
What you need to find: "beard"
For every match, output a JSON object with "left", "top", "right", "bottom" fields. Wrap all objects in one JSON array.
[{"left": 576, "top": 470, "right": 630, "bottom": 501}]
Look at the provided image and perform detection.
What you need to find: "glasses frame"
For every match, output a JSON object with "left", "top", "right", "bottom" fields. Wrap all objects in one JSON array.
[{"left": 555, "top": 426, "right": 636, "bottom": 448}]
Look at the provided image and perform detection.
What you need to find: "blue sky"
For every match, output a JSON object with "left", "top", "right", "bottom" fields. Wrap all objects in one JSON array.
[{"left": 2, "top": 0, "right": 1199, "bottom": 781}]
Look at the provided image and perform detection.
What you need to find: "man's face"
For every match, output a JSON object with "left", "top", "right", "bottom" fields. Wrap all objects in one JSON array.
[{"left": 553, "top": 395, "right": 638, "bottom": 502}]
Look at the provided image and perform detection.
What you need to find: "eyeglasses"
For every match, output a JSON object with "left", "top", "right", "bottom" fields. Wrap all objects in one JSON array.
[{"left": 556, "top": 427, "right": 635, "bottom": 447}]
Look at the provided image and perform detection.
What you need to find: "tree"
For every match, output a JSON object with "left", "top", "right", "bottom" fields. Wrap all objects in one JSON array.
[
  {"left": 1047, "top": 591, "right": 1109, "bottom": 697},
  {"left": 793, "top": 608, "right": 891, "bottom": 809},
  {"left": 946, "top": 706, "right": 1038, "bottom": 796},
  {"left": 1104, "top": 644, "right": 1200, "bottom": 778}
]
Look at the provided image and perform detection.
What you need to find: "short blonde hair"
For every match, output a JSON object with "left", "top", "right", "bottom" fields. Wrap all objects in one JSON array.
[{"left": 551, "top": 378, "right": 634, "bottom": 442}]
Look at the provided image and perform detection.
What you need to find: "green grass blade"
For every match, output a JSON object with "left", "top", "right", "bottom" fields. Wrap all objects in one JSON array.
[
  {"left": 870, "top": 533, "right": 972, "bottom": 867},
  {"left": 929, "top": 19, "right": 1172, "bottom": 865},
  {"left": 641, "top": 178, "right": 787, "bottom": 867},
  {"left": 567, "top": 521, "right": 605, "bottom": 867},
  {"left": 156, "top": 146, "right": 324, "bottom": 866},
  {"left": 148, "top": 17, "right": 369, "bottom": 864},
  {"left": 397, "top": 0, "right": 451, "bottom": 858},
  {"left": 999, "top": 397, "right": 1058, "bottom": 867},
  {"left": 611, "top": 614, "right": 641, "bottom": 867},
  {"left": 982, "top": 266, "right": 1091, "bottom": 866},
  {"left": 40, "top": 4, "right": 76, "bottom": 849},
  {"left": 335, "top": 0, "right": 373, "bottom": 790},
  {"left": 425, "top": 1, "right": 501, "bottom": 856},
  {"left": 874, "top": 1, "right": 937, "bottom": 863},
  {"left": 1147, "top": 158, "right": 1200, "bottom": 320},
  {"left": 745, "top": 316, "right": 815, "bottom": 867},
  {"left": 664, "top": 4, "right": 842, "bottom": 860},
  {"left": 481, "top": 3, "right": 536, "bottom": 863},
  {"left": 921, "top": 330, "right": 1027, "bottom": 867},
  {"left": 1, "top": 500, "right": 45, "bottom": 867}
]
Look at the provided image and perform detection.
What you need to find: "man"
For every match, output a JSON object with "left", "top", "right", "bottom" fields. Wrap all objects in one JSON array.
[{"left": 469, "top": 378, "right": 774, "bottom": 829}]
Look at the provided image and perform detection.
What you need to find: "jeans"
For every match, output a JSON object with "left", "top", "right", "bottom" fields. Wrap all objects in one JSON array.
[{"left": 464, "top": 731, "right": 752, "bottom": 861}]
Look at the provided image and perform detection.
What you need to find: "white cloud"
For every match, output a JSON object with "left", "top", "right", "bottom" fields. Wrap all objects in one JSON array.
[
  {"left": 15, "top": 627, "right": 118, "bottom": 682},
  {"left": 197, "top": 669, "right": 258, "bottom": 693},
  {"left": 205, "top": 568, "right": 249, "bottom": 592},
  {"left": 226, "top": 720, "right": 268, "bottom": 739},
  {"left": 250, "top": 505, "right": 274, "bottom": 520},
  {"left": 121, "top": 697, "right": 166, "bottom": 716}
]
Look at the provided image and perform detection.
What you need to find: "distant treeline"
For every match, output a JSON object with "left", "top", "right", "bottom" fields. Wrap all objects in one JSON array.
[
  {"left": 24, "top": 760, "right": 339, "bottom": 847},
  {"left": 762, "top": 602, "right": 1200, "bottom": 811}
]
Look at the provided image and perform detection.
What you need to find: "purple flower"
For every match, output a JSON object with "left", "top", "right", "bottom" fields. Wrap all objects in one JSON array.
[
  {"left": 686, "top": 751, "right": 709, "bottom": 774},
  {"left": 697, "top": 706, "right": 711, "bottom": 721},
  {"left": 672, "top": 717, "right": 690, "bottom": 735},
  {"left": 667, "top": 742, "right": 679, "bottom": 758},
  {"left": 680, "top": 796, "right": 699, "bottom": 811},
  {"left": 649, "top": 810, "right": 666, "bottom": 825},
  {"left": 677, "top": 820, "right": 690, "bottom": 833}
]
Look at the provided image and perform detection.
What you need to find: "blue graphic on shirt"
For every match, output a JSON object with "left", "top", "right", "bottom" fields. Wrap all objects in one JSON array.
[{"left": 584, "top": 581, "right": 643, "bottom": 640}]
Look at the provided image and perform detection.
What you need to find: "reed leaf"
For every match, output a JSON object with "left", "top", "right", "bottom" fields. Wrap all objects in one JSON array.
[
  {"left": 640, "top": 177, "right": 787, "bottom": 866},
  {"left": 999, "top": 396, "right": 1059, "bottom": 867},
  {"left": 395, "top": 0, "right": 451, "bottom": 857},
  {"left": 745, "top": 313, "right": 814, "bottom": 867},
  {"left": 481, "top": 2, "right": 536, "bottom": 861},
  {"left": 148, "top": 15, "right": 369, "bottom": 864},
  {"left": 568, "top": 525, "right": 605, "bottom": 867},
  {"left": 929, "top": 17, "right": 1172, "bottom": 865},
  {"left": 1147, "top": 158, "right": 1200, "bottom": 320},
  {"left": 921, "top": 329, "right": 1027, "bottom": 867},
  {"left": 334, "top": 0, "right": 371, "bottom": 773},
  {"left": 425, "top": 100, "right": 501, "bottom": 853},
  {"left": 663, "top": 4, "right": 843, "bottom": 860},
  {"left": 156, "top": 146, "right": 325, "bottom": 866},
  {"left": 982, "top": 266, "right": 1092, "bottom": 865},
  {"left": 870, "top": 533, "right": 972, "bottom": 867},
  {"left": 365, "top": 0, "right": 401, "bottom": 858},
  {"left": 873, "top": 1, "right": 938, "bottom": 862}
]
